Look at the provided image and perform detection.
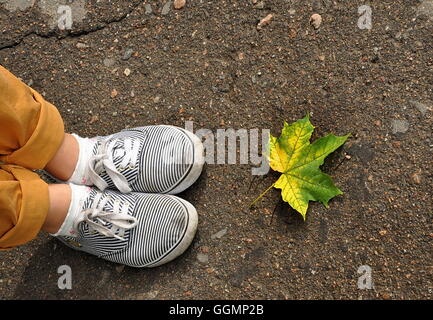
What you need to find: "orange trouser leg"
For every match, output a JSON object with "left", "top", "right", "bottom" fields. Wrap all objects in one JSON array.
[
  {"left": 0, "top": 65, "right": 64, "bottom": 169},
  {"left": 0, "top": 165, "right": 49, "bottom": 250},
  {"left": 0, "top": 65, "right": 65, "bottom": 249}
]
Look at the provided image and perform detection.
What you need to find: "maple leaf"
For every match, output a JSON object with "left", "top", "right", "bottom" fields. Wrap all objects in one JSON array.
[{"left": 253, "top": 114, "right": 350, "bottom": 220}]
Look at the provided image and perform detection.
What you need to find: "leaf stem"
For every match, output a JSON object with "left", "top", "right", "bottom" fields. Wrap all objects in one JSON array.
[{"left": 250, "top": 182, "right": 276, "bottom": 207}]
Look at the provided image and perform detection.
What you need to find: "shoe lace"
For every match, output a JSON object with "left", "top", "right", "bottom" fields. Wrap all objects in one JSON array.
[
  {"left": 74, "top": 192, "right": 137, "bottom": 241},
  {"left": 88, "top": 138, "right": 140, "bottom": 193}
]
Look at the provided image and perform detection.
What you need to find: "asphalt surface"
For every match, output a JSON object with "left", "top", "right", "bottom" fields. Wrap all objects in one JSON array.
[{"left": 0, "top": 0, "right": 432, "bottom": 299}]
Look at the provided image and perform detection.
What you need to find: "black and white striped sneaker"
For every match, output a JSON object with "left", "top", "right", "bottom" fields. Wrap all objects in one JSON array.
[
  {"left": 69, "top": 125, "right": 204, "bottom": 194},
  {"left": 54, "top": 185, "right": 198, "bottom": 267}
]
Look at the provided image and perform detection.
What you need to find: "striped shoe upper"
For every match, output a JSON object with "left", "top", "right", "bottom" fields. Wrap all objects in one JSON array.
[
  {"left": 57, "top": 190, "right": 191, "bottom": 267},
  {"left": 88, "top": 126, "right": 196, "bottom": 194}
]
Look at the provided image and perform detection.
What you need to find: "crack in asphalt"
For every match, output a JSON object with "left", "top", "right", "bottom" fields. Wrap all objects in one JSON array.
[{"left": 0, "top": 0, "right": 145, "bottom": 50}]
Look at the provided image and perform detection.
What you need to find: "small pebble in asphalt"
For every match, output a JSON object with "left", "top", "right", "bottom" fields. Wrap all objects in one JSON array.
[
  {"left": 103, "top": 58, "right": 116, "bottom": 67},
  {"left": 391, "top": 119, "right": 409, "bottom": 134},
  {"left": 257, "top": 13, "right": 273, "bottom": 30},
  {"left": 211, "top": 228, "right": 227, "bottom": 240},
  {"left": 122, "top": 48, "right": 134, "bottom": 60},
  {"left": 310, "top": 13, "right": 322, "bottom": 29},
  {"left": 409, "top": 100, "right": 430, "bottom": 116},
  {"left": 124, "top": 68, "right": 131, "bottom": 76},
  {"left": 197, "top": 253, "right": 209, "bottom": 264},
  {"left": 110, "top": 89, "right": 118, "bottom": 98},
  {"left": 174, "top": 0, "right": 186, "bottom": 10},
  {"left": 76, "top": 42, "right": 88, "bottom": 49},
  {"left": 411, "top": 172, "right": 422, "bottom": 184},
  {"left": 161, "top": 1, "right": 172, "bottom": 15},
  {"left": 145, "top": 3, "right": 152, "bottom": 14},
  {"left": 254, "top": 1, "right": 265, "bottom": 9},
  {"left": 90, "top": 115, "right": 99, "bottom": 124}
]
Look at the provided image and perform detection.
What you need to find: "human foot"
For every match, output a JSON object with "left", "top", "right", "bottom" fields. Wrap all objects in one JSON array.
[
  {"left": 53, "top": 184, "right": 198, "bottom": 267},
  {"left": 67, "top": 125, "right": 204, "bottom": 194}
]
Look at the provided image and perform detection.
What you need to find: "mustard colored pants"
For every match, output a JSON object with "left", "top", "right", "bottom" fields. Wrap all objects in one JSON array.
[{"left": 0, "top": 65, "right": 64, "bottom": 250}]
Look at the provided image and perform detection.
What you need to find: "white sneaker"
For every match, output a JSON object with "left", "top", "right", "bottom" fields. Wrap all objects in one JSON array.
[
  {"left": 68, "top": 125, "right": 204, "bottom": 194},
  {"left": 53, "top": 184, "right": 198, "bottom": 267}
]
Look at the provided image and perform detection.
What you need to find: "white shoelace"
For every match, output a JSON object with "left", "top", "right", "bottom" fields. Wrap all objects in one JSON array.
[
  {"left": 88, "top": 138, "right": 140, "bottom": 193},
  {"left": 74, "top": 193, "right": 137, "bottom": 241}
]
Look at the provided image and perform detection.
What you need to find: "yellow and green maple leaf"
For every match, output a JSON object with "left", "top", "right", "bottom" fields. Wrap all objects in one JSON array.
[{"left": 265, "top": 114, "right": 350, "bottom": 220}]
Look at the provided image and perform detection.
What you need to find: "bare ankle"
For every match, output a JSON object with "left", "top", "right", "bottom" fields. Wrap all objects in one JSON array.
[
  {"left": 42, "top": 184, "right": 71, "bottom": 234},
  {"left": 44, "top": 133, "right": 79, "bottom": 181}
]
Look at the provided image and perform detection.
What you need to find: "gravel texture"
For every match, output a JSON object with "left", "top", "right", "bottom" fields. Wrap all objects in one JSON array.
[{"left": 0, "top": 0, "right": 432, "bottom": 300}]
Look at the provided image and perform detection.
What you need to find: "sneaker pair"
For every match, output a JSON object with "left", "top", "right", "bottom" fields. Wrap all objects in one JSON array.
[{"left": 52, "top": 125, "right": 204, "bottom": 267}]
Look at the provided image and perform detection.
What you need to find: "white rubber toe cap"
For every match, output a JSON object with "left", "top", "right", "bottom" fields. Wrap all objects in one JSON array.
[
  {"left": 147, "top": 196, "right": 198, "bottom": 267},
  {"left": 166, "top": 127, "right": 205, "bottom": 195}
]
